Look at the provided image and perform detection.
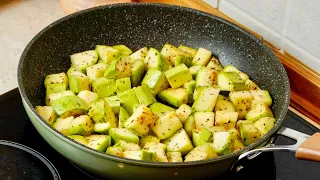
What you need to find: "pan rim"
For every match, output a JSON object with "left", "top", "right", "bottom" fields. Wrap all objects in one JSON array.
[{"left": 17, "top": 2, "right": 290, "bottom": 167}]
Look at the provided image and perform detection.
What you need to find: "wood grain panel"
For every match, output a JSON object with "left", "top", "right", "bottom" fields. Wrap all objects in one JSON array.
[{"left": 139, "top": 0, "right": 320, "bottom": 123}]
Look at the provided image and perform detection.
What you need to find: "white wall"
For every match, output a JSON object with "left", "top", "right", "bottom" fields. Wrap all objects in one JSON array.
[{"left": 204, "top": 0, "right": 320, "bottom": 73}]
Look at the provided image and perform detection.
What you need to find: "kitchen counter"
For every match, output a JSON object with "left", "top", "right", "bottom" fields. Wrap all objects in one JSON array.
[{"left": 0, "top": 0, "right": 64, "bottom": 94}]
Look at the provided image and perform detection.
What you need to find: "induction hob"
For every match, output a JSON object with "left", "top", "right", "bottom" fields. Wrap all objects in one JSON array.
[{"left": 0, "top": 88, "right": 319, "bottom": 180}]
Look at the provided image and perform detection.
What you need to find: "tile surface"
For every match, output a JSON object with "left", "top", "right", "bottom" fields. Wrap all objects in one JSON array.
[
  {"left": 219, "top": 0, "right": 283, "bottom": 48},
  {"left": 283, "top": 0, "right": 320, "bottom": 71},
  {"left": 225, "top": 0, "right": 288, "bottom": 32},
  {"left": 0, "top": 0, "right": 64, "bottom": 94},
  {"left": 219, "top": 0, "right": 320, "bottom": 72}
]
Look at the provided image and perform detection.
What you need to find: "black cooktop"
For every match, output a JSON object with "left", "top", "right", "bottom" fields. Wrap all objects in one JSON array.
[{"left": 0, "top": 88, "right": 319, "bottom": 180}]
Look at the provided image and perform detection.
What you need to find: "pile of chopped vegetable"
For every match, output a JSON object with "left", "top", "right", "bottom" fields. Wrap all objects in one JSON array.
[{"left": 36, "top": 43, "right": 275, "bottom": 162}]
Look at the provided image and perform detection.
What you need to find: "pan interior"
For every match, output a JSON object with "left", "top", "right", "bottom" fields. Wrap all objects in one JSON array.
[{"left": 18, "top": 3, "right": 290, "bottom": 165}]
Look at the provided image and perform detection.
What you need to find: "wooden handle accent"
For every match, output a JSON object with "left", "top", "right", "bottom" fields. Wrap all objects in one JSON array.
[{"left": 296, "top": 133, "right": 320, "bottom": 161}]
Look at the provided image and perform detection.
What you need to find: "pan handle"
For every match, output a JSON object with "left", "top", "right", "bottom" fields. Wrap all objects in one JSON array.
[
  {"left": 237, "top": 127, "right": 320, "bottom": 162},
  {"left": 295, "top": 132, "right": 320, "bottom": 161}
]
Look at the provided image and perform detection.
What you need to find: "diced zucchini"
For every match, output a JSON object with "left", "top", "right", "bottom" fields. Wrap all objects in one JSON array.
[
  {"left": 217, "top": 71, "right": 247, "bottom": 91},
  {"left": 92, "top": 78, "right": 116, "bottom": 98},
  {"left": 185, "top": 151, "right": 207, "bottom": 162},
  {"left": 192, "top": 130, "right": 207, "bottom": 147},
  {"left": 149, "top": 102, "right": 175, "bottom": 118},
  {"left": 104, "top": 95, "right": 121, "bottom": 114},
  {"left": 233, "top": 139, "right": 245, "bottom": 152},
  {"left": 183, "top": 80, "right": 196, "bottom": 103},
  {"left": 141, "top": 68, "right": 170, "bottom": 95},
  {"left": 68, "top": 135, "right": 89, "bottom": 146},
  {"left": 212, "top": 131, "right": 233, "bottom": 155},
  {"left": 104, "top": 58, "right": 132, "bottom": 79},
  {"left": 130, "top": 47, "right": 148, "bottom": 63},
  {"left": 192, "top": 86, "right": 220, "bottom": 112},
  {"left": 70, "top": 50, "right": 98, "bottom": 73},
  {"left": 184, "top": 114, "right": 196, "bottom": 137},
  {"left": 142, "top": 142, "right": 168, "bottom": 162},
  {"left": 123, "top": 151, "right": 156, "bottom": 162},
  {"left": 46, "top": 90, "right": 75, "bottom": 106},
  {"left": 192, "top": 86, "right": 206, "bottom": 102},
  {"left": 68, "top": 71, "right": 90, "bottom": 94},
  {"left": 167, "top": 152, "right": 183, "bottom": 162},
  {"left": 88, "top": 100, "right": 117, "bottom": 127},
  {"left": 162, "top": 129, "right": 193, "bottom": 155},
  {"left": 229, "top": 91, "right": 253, "bottom": 119},
  {"left": 245, "top": 79, "right": 260, "bottom": 90},
  {"left": 240, "top": 123, "right": 261, "bottom": 146},
  {"left": 77, "top": 90, "right": 99, "bottom": 106},
  {"left": 236, "top": 120, "right": 253, "bottom": 130},
  {"left": 227, "top": 128, "right": 241, "bottom": 141},
  {"left": 125, "top": 105, "right": 158, "bottom": 137},
  {"left": 86, "top": 135, "right": 111, "bottom": 152},
  {"left": 249, "top": 90, "right": 272, "bottom": 106},
  {"left": 67, "top": 67, "right": 78, "bottom": 78},
  {"left": 44, "top": 72, "right": 68, "bottom": 87},
  {"left": 206, "top": 126, "right": 227, "bottom": 133},
  {"left": 144, "top": 48, "right": 169, "bottom": 71},
  {"left": 214, "top": 111, "right": 239, "bottom": 129},
  {"left": 86, "top": 63, "right": 107, "bottom": 80},
  {"left": 118, "top": 106, "right": 130, "bottom": 128},
  {"left": 52, "top": 116, "right": 74, "bottom": 136},
  {"left": 114, "top": 140, "right": 141, "bottom": 151},
  {"left": 96, "top": 45, "right": 121, "bottom": 63},
  {"left": 134, "top": 85, "right": 156, "bottom": 106},
  {"left": 253, "top": 117, "right": 276, "bottom": 136},
  {"left": 158, "top": 88, "right": 189, "bottom": 108},
  {"left": 152, "top": 111, "right": 182, "bottom": 140},
  {"left": 118, "top": 89, "right": 140, "bottom": 115},
  {"left": 206, "top": 56, "right": 223, "bottom": 71},
  {"left": 109, "top": 128, "right": 139, "bottom": 144},
  {"left": 175, "top": 104, "right": 192, "bottom": 124},
  {"left": 185, "top": 143, "right": 217, "bottom": 162},
  {"left": 164, "top": 64, "right": 192, "bottom": 89},
  {"left": 93, "top": 122, "right": 112, "bottom": 134},
  {"left": 223, "top": 65, "right": 249, "bottom": 81},
  {"left": 196, "top": 66, "right": 218, "bottom": 87},
  {"left": 245, "top": 102, "right": 273, "bottom": 122},
  {"left": 112, "top": 45, "right": 132, "bottom": 55},
  {"left": 140, "top": 135, "right": 160, "bottom": 148},
  {"left": 46, "top": 83, "right": 67, "bottom": 95},
  {"left": 35, "top": 106, "right": 58, "bottom": 125},
  {"left": 106, "top": 146, "right": 123, "bottom": 157},
  {"left": 214, "top": 95, "right": 235, "bottom": 112},
  {"left": 194, "top": 112, "right": 215, "bottom": 130},
  {"left": 160, "top": 44, "right": 193, "bottom": 67},
  {"left": 199, "top": 128, "right": 212, "bottom": 142},
  {"left": 52, "top": 95, "right": 88, "bottom": 118},
  {"left": 189, "top": 65, "right": 203, "bottom": 79},
  {"left": 206, "top": 126, "right": 227, "bottom": 142},
  {"left": 192, "top": 48, "right": 212, "bottom": 66},
  {"left": 69, "top": 115, "right": 93, "bottom": 136},
  {"left": 116, "top": 77, "right": 131, "bottom": 94},
  {"left": 130, "top": 60, "right": 145, "bottom": 87},
  {"left": 178, "top": 44, "right": 198, "bottom": 57}
]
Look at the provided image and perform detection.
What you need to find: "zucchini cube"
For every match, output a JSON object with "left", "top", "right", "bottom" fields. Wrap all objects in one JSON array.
[
  {"left": 164, "top": 64, "right": 192, "bottom": 88},
  {"left": 125, "top": 105, "right": 158, "bottom": 137}
]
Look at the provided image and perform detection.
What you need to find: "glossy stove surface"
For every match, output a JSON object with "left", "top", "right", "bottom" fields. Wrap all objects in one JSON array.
[{"left": 0, "top": 89, "right": 319, "bottom": 180}]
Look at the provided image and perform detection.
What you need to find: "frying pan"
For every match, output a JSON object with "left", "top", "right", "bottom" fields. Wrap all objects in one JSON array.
[{"left": 17, "top": 3, "right": 320, "bottom": 179}]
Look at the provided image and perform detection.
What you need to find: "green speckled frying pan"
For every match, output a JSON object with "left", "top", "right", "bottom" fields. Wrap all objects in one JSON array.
[{"left": 17, "top": 3, "right": 320, "bottom": 180}]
